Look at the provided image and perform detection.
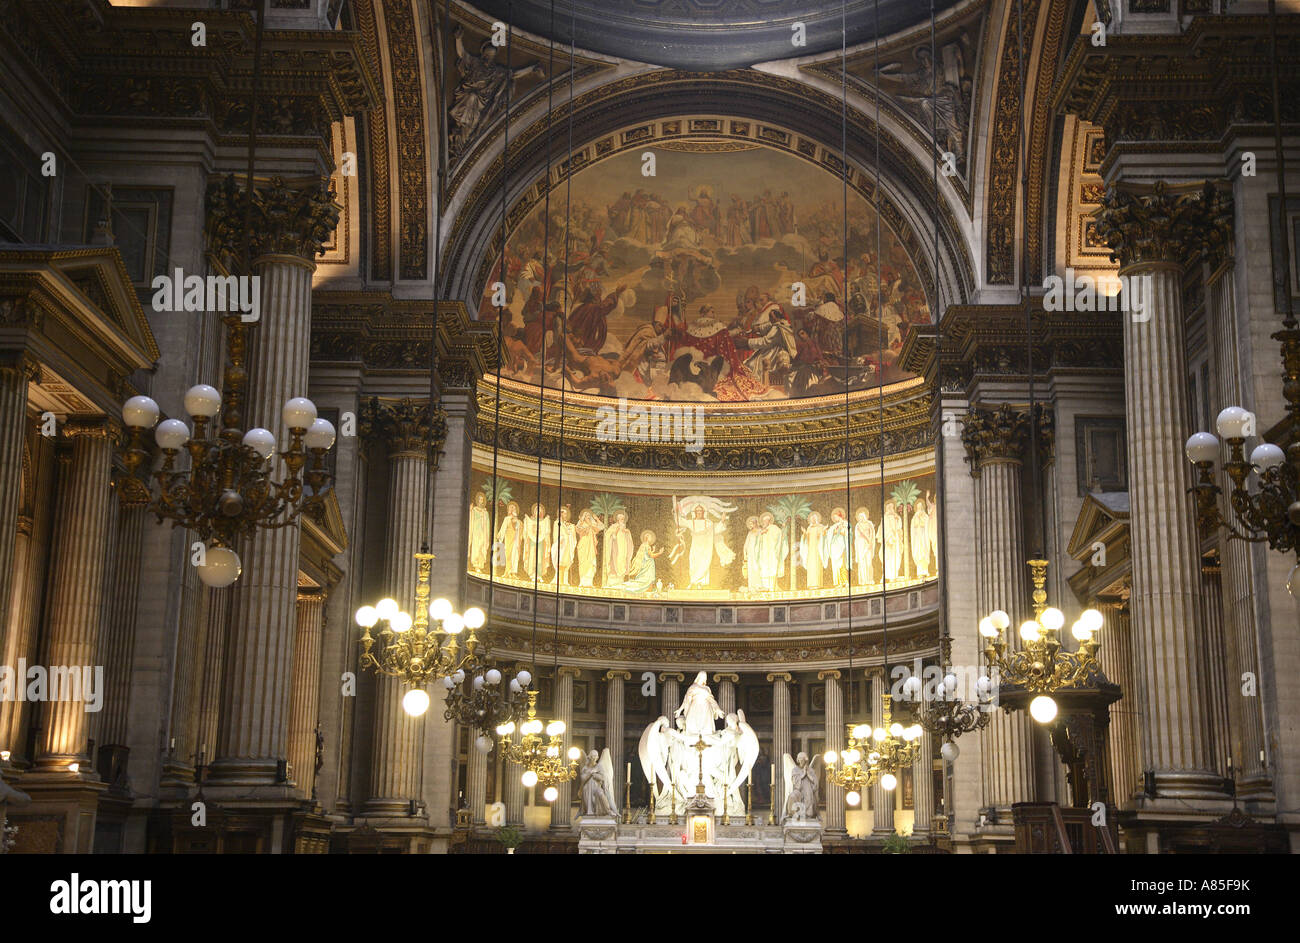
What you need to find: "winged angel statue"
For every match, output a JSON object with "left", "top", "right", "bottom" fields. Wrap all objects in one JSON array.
[
  {"left": 637, "top": 672, "right": 760, "bottom": 816},
  {"left": 579, "top": 748, "right": 618, "bottom": 817},
  {"left": 782, "top": 751, "right": 821, "bottom": 823}
]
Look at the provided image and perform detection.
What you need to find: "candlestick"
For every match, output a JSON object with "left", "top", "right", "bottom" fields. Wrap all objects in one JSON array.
[
  {"left": 648, "top": 781, "right": 657, "bottom": 824},
  {"left": 746, "top": 777, "right": 754, "bottom": 826},
  {"left": 769, "top": 766, "right": 777, "bottom": 826},
  {"left": 670, "top": 764, "right": 678, "bottom": 825},
  {"left": 623, "top": 763, "right": 632, "bottom": 824}
]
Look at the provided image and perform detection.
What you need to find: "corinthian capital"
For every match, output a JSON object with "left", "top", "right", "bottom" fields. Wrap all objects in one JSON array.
[
  {"left": 205, "top": 173, "right": 340, "bottom": 269},
  {"left": 1093, "top": 180, "right": 1230, "bottom": 271},
  {"left": 358, "top": 396, "right": 448, "bottom": 459},
  {"left": 961, "top": 403, "right": 1030, "bottom": 474}
]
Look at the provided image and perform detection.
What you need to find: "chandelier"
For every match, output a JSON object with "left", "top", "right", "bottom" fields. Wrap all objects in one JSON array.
[
  {"left": 906, "top": 637, "right": 992, "bottom": 761},
  {"left": 120, "top": 314, "right": 336, "bottom": 588},
  {"left": 978, "top": 559, "right": 1104, "bottom": 724},
  {"left": 442, "top": 658, "right": 531, "bottom": 740},
  {"left": 354, "top": 548, "right": 486, "bottom": 714},
  {"left": 825, "top": 693, "right": 923, "bottom": 807},
  {"left": 496, "top": 689, "right": 581, "bottom": 803}
]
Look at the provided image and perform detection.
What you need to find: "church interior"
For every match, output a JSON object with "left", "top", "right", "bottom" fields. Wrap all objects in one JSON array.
[{"left": 0, "top": 0, "right": 1298, "bottom": 858}]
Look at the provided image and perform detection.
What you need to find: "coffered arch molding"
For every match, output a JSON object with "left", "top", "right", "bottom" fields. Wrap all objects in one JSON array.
[{"left": 439, "top": 70, "right": 978, "bottom": 318}]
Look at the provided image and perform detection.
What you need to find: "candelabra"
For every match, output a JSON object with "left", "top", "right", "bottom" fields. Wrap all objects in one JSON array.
[
  {"left": 979, "top": 559, "right": 1104, "bottom": 724},
  {"left": 824, "top": 693, "right": 922, "bottom": 807},
  {"left": 496, "top": 690, "right": 581, "bottom": 802},
  {"left": 354, "top": 549, "right": 485, "bottom": 712},
  {"left": 119, "top": 315, "right": 336, "bottom": 587},
  {"left": 905, "top": 637, "right": 992, "bottom": 760},
  {"left": 442, "top": 659, "right": 531, "bottom": 737}
]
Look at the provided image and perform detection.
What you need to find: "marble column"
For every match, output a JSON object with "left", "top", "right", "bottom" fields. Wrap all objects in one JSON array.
[
  {"left": 1205, "top": 245, "right": 1271, "bottom": 798},
  {"left": 913, "top": 729, "right": 935, "bottom": 837},
  {"left": 287, "top": 589, "right": 326, "bottom": 800},
  {"left": 0, "top": 356, "right": 37, "bottom": 759},
  {"left": 1099, "top": 603, "right": 1140, "bottom": 806},
  {"left": 36, "top": 420, "right": 114, "bottom": 768},
  {"left": 361, "top": 398, "right": 436, "bottom": 816},
  {"left": 767, "top": 672, "right": 792, "bottom": 819},
  {"left": 713, "top": 673, "right": 739, "bottom": 715},
  {"left": 869, "top": 668, "right": 894, "bottom": 835},
  {"left": 551, "top": 666, "right": 580, "bottom": 826},
  {"left": 467, "top": 738, "right": 488, "bottom": 824},
  {"left": 819, "top": 669, "right": 844, "bottom": 831},
  {"left": 1096, "top": 181, "right": 1227, "bottom": 799},
  {"left": 209, "top": 175, "right": 337, "bottom": 786},
  {"left": 1200, "top": 564, "right": 1232, "bottom": 780},
  {"left": 96, "top": 498, "right": 145, "bottom": 755},
  {"left": 659, "top": 672, "right": 684, "bottom": 719},
  {"left": 604, "top": 670, "right": 631, "bottom": 808},
  {"left": 962, "top": 404, "right": 1037, "bottom": 820}
]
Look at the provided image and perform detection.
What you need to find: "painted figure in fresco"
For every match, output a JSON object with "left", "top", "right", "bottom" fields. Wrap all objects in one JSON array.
[
  {"left": 743, "top": 516, "right": 762, "bottom": 591},
  {"left": 675, "top": 500, "right": 736, "bottom": 590},
  {"left": 800, "top": 511, "right": 829, "bottom": 590},
  {"left": 756, "top": 511, "right": 787, "bottom": 592},
  {"left": 739, "top": 306, "right": 796, "bottom": 386},
  {"left": 497, "top": 501, "right": 523, "bottom": 578},
  {"left": 551, "top": 505, "right": 577, "bottom": 587},
  {"left": 604, "top": 510, "right": 635, "bottom": 587},
  {"left": 468, "top": 492, "right": 491, "bottom": 574},
  {"left": 619, "top": 530, "right": 666, "bottom": 593},
  {"left": 575, "top": 509, "right": 604, "bottom": 588},
  {"left": 524, "top": 503, "right": 552, "bottom": 582},
  {"left": 449, "top": 26, "right": 545, "bottom": 157},
  {"left": 827, "top": 507, "right": 850, "bottom": 587},
  {"left": 616, "top": 309, "right": 669, "bottom": 378},
  {"left": 883, "top": 500, "right": 903, "bottom": 582},
  {"left": 927, "top": 491, "right": 939, "bottom": 576},
  {"left": 910, "top": 498, "right": 931, "bottom": 580},
  {"left": 569, "top": 284, "right": 628, "bottom": 353},
  {"left": 854, "top": 507, "right": 879, "bottom": 586}
]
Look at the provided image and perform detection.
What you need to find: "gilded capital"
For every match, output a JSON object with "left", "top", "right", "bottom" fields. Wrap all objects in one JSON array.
[
  {"left": 205, "top": 173, "right": 340, "bottom": 269},
  {"left": 712, "top": 672, "right": 740, "bottom": 685},
  {"left": 765, "top": 672, "right": 792, "bottom": 684},
  {"left": 658, "top": 672, "right": 686, "bottom": 683},
  {"left": 1093, "top": 180, "right": 1229, "bottom": 272},
  {"left": 358, "top": 396, "right": 448, "bottom": 459},
  {"left": 961, "top": 403, "right": 1030, "bottom": 474},
  {"left": 557, "top": 665, "right": 582, "bottom": 680},
  {"left": 605, "top": 669, "right": 632, "bottom": 682},
  {"left": 817, "top": 669, "right": 842, "bottom": 682}
]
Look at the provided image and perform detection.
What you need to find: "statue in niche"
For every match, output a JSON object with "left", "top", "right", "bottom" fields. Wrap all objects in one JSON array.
[
  {"left": 782, "top": 751, "right": 822, "bottom": 823},
  {"left": 449, "top": 26, "right": 546, "bottom": 158},
  {"left": 877, "top": 42, "right": 971, "bottom": 169},
  {"left": 579, "top": 748, "right": 618, "bottom": 817}
]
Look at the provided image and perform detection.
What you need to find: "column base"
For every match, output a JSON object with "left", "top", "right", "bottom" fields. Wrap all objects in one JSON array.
[
  {"left": 6, "top": 769, "right": 106, "bottom": 853},
  {"left": 362, "top": 797, "right": 427, "bottom": 818},
  {"left": 206, "top": 757, "right": 291, "bottom": 788},
  {"left": 1146, "top": 770, "right": 1233, "bottom": 800}
]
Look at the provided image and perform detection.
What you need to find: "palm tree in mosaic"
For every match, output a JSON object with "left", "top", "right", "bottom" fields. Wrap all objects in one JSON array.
[
  {"left": 589, "top": 493, "right": 626, "bottom": 586},
  {"left": 481, "top": 477, "right": 514, "bottom": 569},
  {"left": 889, "top": 479, "right": 920, "bottom": 581},
  {"left": 767, "top": 495, "right": 812, "bottom": 593}
]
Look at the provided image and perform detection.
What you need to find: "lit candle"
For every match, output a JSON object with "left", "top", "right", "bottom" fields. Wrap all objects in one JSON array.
[{"left": 626, "top": 762, "right": 631, "bottom": 780}]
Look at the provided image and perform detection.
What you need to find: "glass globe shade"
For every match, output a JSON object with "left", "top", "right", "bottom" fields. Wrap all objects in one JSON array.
[
  {"left": 402, "top": 689, "right": 430, "bottom": 717},
  {"left": 516, "top": 669, "right": 532, "bottom": 687},
  {"left": 873, "top": 728, "right": 886, "bottom": 741},
  {"left": 852, "top": 723, "right": 871, "bottom": 739},
  {"left": 1080, "top": 608, "right": 1104, "bottom": 633},
  {"left": 154, "top": 418, "right": 190, "bottom": 450},
  {"left": 547, "top": 720, "right": 566, "bottom": 736},
  {"left": 1029, "top": 695, "right": 1058, "bottom": 724},
  {"left": 485, "top": 668, "right": 502, "bottom": 685},
  {"left": 889, "top": 722, "right": 903, "bottom": 737},
  {"left": 521, "top": 770, "right": 538, "bottom": 788},
  {"left": 943, "top": 673, "right": 957, "bottom": 692},
  {"left": 429, "top": 597, "right": 453, "bottom": 620},
  {"left": 463, "top": 606, "right": 486, "bottom": 629},
  {"left": 442, "top": 612, "right": 465, "bottom": 635},
  {"left": 940, "top": 741, "right": 960, "bottom": 762},
  {"left": 846, "top": 790, "right": 861, "bottom": 807},
  {"left": 1071, "top": 622, "right": 1093, "bottom": 642},
  {"left": 568, "top": 746, "right": 582, "bottom": 761},
  {"left": 978, "top": 617, "right": 998, "bottom": 638},
  {"left": 471, "top": 675, "right": 484, "bottom": 690},
  {"left": 281, "top": 396, "right": 317, "bottom": 432},
  {"left": 442, "top": 676, "right": 456, "bottom": 690},
  {"left": 509, "top": 679, "right": 522, "bottom": 693},
  {"left": 868, "top": 752, "right": 881, "bottom": 765},
  {"left": 1040, "top": 607, "right": 1065, "bottom": 632},
  {"left": 1215, "top": 405, "right": 1251, "bottom": 440},
  {"left": 989, "top": 610, "right": 1011, "bottom": 631},
  {"left": 389, "top": 611, "right": 412, "bottom": 634},
  {"left": 497, "top": 721, "right": 516, "bottom": 736},
  {"left": 843, "top": 749, "right": 860, "bottom": 764},
  {"left": 122, "top": 395, "right": 160, "bottom": 428},
  {"left": 901, "top": 677, "right": 921, "bottom": 699},
  {"left": 543, "top": 786, "right": 559, "bottom": 803},
  {"left": 824, "top": 750, "right": 838, "bottom": 765},
  {"left": 241, "top": 427, "right": 275, "bottom": 460},
  {"left": 196, "top": 546, "right": 241, "bottom": 588},
  {"left": 304, "top": 417, "right": 336, "bottom": 451},
  {"left": 375, "top": 597, "right": 399, "bottom": 621},
  {"left": 183, "top": 384, "right": 222, "bottom": 418},
  {"left": 1185, "top": 431, "right": 1220, "bottom": 464},
  {"left": 355, "top": 605, "right": 378, "bottom": 628},
  {"left": 1019, "top": 620, "right": 1042, "bottom": 643},
  {"left": 976, "top": 675, "right": 992, "bottom": 695},
  {"left": 474, "top": 735, "right": 493, "bottom": 754},
  {"left": 451, "top": 669, "right": 465, "bottom": 685},
  {"left": 904, "top": 725, "right": 920, "bottom": 741},
  {"left": 546, "top": 745, "right": 559, "bottom": 758},
  {"left": 1251, "top": 442, "right": 1285, "bottom": 472},
  {"left": 880, "top": 773, "right": 897, "bottom": 791}
]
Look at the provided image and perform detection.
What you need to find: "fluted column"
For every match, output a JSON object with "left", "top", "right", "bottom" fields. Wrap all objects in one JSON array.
[
  {"left": 1096, "top": 180, "right": 1227, "bottom": 799},
  {"left": 288, "top": 590, "right": 326, "bottom": 799},
  {"left": 504, "top": 727, "right": 525, "bottom": 825},
  {"left": 1099, "top": 603, "right": 1140, "bottom": 806},
  {"left": 914, "top": 729, "right": 935, "bottom": 836},
  {"left": 869, "top": 668, "right": 894, "bottom": 835},
  {"left": 819, "top": 669, "right": 843, "bottom": 831},
  {"left": 208, "top": 175, "right": 337, "bottom": 786},
  {"left": 1200, "top": 564, "right": 1232, "bottom": 780},
  {"left": 0, "top": 356, "right": 36, "bottom": 758},
  {"left": 767, "top": 672, "right": 792, "bottom": 818},
  {"left": 467, "top": 738, "right": 488, "bottom": 824},
  {"left": 659, "top": 672, "right": 684, "bottom": 718},
  {"left": 551, "top": 666, "right": 580, "bottom": 826},
  {"left": 713, "top": 673, "right": 739, "bottom": 715},
  {"left": 97, "top": 499, "right": 145, "bottom": 754},
  {"left": 36, "top": 420, "right": 114, "bottom": 768},
  {"left": 604, "top": 670, "right": 631, "bottom": 805},
  {"left": 361, "top": 398, "right": 439, "bottom": 815},
  {"left": 1205, "top": 246, "right": 1271, "bottom": 797},
  {"left": 963, "top": 405, "right": 1037, "bottom": 818}
]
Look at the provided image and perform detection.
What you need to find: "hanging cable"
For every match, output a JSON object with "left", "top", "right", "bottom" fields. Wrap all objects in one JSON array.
[
  {"left": 929, "top": 0, "right": 949, "bottom": 663},
  {"left": 841, "top": 0, "right": 854, "bottom": 719},
  {"left": 874, "top": 0, "right": 890, "bottom": 685}
]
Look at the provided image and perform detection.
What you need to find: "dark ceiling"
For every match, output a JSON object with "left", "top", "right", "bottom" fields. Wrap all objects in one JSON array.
[{"left": 468, "top": 1, "right": 965, "bottom": 71}]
